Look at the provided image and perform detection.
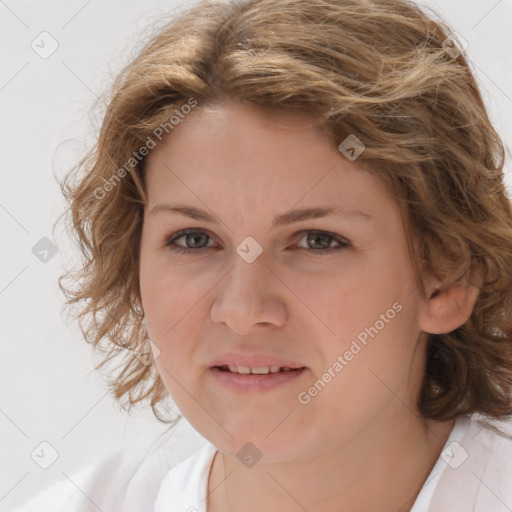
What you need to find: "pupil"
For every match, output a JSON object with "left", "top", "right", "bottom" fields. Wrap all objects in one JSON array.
[
  {"left": 187, "top": 233, "right": 207, "bottom": 248},
  {"left": 308, "top": 233, "right": 330, "bottom": 249}
]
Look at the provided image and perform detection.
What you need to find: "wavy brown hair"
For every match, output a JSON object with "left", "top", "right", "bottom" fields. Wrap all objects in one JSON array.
[{"left": 57, "top": 0, "right": 512, "bottom": 428}]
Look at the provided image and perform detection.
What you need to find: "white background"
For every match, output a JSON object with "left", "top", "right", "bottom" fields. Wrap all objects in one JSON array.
[{"left": 1, "top": 0, "right": 511, "bottom": 509}]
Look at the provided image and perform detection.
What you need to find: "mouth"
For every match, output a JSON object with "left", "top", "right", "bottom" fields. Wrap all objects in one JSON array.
[
  {"left": 209, "top": 364, "right": 307, "bottom": 392},
  {"left": 214, "top": 364, "right": 306, "bottom": 374}
]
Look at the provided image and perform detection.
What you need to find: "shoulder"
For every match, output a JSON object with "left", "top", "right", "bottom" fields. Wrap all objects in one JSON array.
[
  {"left": 11, "top": 441, "right": 217, "bottom": 512},
  {"left": 10, "top": 446, "right": 161, "bottom": 512},
  {"left": 10, "top": 450, "right": 127, "bottom": 512},
  {"left": 154, "top": 441, "right": 218, "bottom": 510},
  {"left": 430, "top": 413, "right": 512, "bottom": 511},
  {"left": 462, "top": 413, "right": 512, "bottom": 471}
]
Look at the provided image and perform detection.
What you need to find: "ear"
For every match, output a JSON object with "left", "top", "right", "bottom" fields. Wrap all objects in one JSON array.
[{"left": 418, "top": 267, "right": 484, "bottom": 335}]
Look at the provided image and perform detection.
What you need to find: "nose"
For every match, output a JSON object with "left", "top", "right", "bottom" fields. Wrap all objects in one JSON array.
[{"left": 210, "top": 251, "right": 287, "bottom": 335}]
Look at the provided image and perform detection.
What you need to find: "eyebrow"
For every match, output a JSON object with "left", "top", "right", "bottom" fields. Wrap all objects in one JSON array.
[{"left": 147, "top": 203, "right": 374, "bottom": 229}]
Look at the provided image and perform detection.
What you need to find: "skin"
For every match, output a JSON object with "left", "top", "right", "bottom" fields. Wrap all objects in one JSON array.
[{"left": 138, "top": 100, "right": 481, "bottom": 511}]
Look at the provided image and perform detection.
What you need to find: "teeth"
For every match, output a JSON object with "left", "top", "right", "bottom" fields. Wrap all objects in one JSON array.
[
  {"left": 223, "top": 365, "right": 294, "bottom": 374},
  {"left": 250, "top": 366, "right": 272, "bottom": 374}
]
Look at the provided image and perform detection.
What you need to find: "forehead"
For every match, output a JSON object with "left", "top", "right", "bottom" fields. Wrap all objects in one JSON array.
[
  {"left": 143, "top": 101, "right": 398, "bottom": 225},
  {"left": 145, "top": 100, "right": 327, "bottom": 169}
]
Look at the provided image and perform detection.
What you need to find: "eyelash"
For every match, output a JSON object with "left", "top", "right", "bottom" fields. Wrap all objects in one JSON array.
[{"left": 164, "top": 229, "right": 350, "bottom": 255}]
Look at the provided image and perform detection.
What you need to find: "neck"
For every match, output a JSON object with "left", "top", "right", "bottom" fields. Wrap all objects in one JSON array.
[{"left": 207, "top": 411, "right": 456, "bottom": 512}]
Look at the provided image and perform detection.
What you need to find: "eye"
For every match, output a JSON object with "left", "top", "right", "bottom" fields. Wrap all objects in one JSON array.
[
  {"left": 294, "top": 231, "right": 350, "bottom": 253},
  {"left": 164, "top": 229, "right": 350, "bottom": 254},
  {"left": 165, "top": 229, "right": 217, "bottom": 253}
]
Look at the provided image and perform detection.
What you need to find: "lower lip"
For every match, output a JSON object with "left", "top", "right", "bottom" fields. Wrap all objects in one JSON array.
[{"left": 209, "top": 366, "right": 307, "bottom": 392}]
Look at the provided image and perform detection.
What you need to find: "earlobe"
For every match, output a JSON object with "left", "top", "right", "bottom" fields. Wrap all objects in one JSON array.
[{"left": 418, "top": 268, "right": 484, "bottom": 335}]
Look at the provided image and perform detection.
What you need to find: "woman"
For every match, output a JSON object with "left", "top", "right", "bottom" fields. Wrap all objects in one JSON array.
[{"left": 14, "top": 0, "right": 512, "bottom": 510}]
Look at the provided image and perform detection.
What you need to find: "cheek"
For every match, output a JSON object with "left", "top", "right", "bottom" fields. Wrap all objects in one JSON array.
[
  {"left": 140, "top": 272, "right": 193, "bottom": 368},
  {"left": 298, "top": 247, "right": 419, "bottom": 397},
  {"left": 297, "top": 253, "right": 411, "bottom": 352},
  {"left": 303, "top": 309, "right": 420, "bottom": 435},
  {"left": 138, "top": 246, "right": 212, "bottom": 386},
  {"left": 139, "top": 251, "right": 186, "bottom": 377},
  {"left": 140, "top": 272, "right": 211, "bottom": 349},
  {"left": 139, "top": 240, "right": 190, "bottom": 334}
]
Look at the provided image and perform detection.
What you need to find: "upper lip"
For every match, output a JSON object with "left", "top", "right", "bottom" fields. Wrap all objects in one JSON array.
[{"left": 210, "top": 352, "right": 306, "bottom": 369}]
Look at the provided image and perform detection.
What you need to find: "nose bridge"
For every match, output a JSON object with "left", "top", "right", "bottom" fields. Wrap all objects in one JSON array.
[
  {"left": 220, "top": 247, "right": 269, "bottom": 305},
  {"left": 224, "top": 232, "right": 271, "bottom": 292},
  {"left": 210, "top": 246, "right": 286, "bottom": 331}
]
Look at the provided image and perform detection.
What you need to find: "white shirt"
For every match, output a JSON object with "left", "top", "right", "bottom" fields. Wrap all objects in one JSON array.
[{"left": 12, "top": 413, "right": 512, "bottom": 512}]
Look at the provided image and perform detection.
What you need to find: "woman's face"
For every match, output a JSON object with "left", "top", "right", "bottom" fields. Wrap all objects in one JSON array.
[{"left": 139, "top": 100, "right": 429, "bottom": 461}]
